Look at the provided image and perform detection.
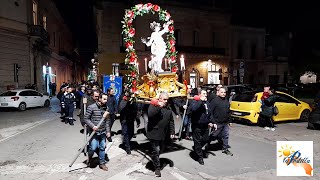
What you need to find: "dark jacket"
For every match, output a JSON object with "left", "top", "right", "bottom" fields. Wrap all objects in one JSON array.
[
  {"left": 61, "top": 92, "right": 76, "bottom": 108},
  {"left": 209, "top": 96, "right": 231, "bottom": 124},
  {"left": 172, "top": 97, "right": 188, "bottom": 116},
  {"left": 147, "top": 104, "right": 175, "bottom": 140},
  {"left": 190, "top": 100, "right": 212, "bottom": 128},
  {"left": 118, "top": 98, "right": 140, "bottom": 124},
  {"left": 106, "top": 95, "right": 118, "bottom": 114},
  {"left": 260, "top": 94, "right": 277, "bottom": 118},
  {"left": 84, "top": 103, "right": 110, "bottom": 134},
  {"left": 207, "top": 92, "right": 217, "bottom": 104}
]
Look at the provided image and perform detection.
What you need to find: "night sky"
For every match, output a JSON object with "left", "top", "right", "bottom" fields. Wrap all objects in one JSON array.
[{"left": 54, "top": 0, "right": 320, "bottom": 68}]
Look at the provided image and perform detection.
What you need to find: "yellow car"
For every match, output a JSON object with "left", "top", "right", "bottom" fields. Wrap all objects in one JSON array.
[{"left": 230, "top": 91, "right": 312, "bottom": 124}]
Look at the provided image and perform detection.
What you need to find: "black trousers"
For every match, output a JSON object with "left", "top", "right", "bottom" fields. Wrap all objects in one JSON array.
[
  {"left": 121, "top": 120, "right": 134, "bottom": 150},
  {"left": 259, "top": 115, "right": 274, "bottom": 128},
  {"left": 192, "top": 127, "right": 209, "bottom": 159},
  {"left": 109, "top": 114, "right": 116, "bottom": 130},
  {"left": 150, "top": 139, "right": 164, "bottom": 169},
  {"left": 211, "top": 123, "right": 230, "bottom": 150}
]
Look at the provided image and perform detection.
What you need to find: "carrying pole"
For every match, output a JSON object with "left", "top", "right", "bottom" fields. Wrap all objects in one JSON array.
[
  {"left": 69, "top": 111, "right": 109, "bottom": 167},
  {"left": 178, "top": 97, "right": 189, "bottom": 140}
]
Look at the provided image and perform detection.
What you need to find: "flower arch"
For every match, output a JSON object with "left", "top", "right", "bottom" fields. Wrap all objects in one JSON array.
[{"left": 121, "top": 3, "right": 178, "bottom": 99}]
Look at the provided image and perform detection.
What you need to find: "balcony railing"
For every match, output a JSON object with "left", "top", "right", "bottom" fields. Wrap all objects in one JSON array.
[{"left": 28, "top": 25, "right": 49, "bottom": 43}]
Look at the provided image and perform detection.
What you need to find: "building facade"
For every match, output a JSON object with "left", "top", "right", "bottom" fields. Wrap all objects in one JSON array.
[
  {"left": 0, "top": 0, "right": 81, "bottom": 94},
  {"left": 94, "top": 0, "right": 288, "bottom": 87}
]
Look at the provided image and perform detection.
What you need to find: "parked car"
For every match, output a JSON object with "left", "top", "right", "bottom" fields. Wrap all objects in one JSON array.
[
  {"left": 0, "top": 89, "right": 50, "bottom": 111},
  {"left": 225, "top": 85, "right": 254, "bottom": 95},
  {"left": 307, "top": 106, "right": 320, "bottom": 130},
  {"left": 230, "top": 91, "right": 312, "bottom": 124}
]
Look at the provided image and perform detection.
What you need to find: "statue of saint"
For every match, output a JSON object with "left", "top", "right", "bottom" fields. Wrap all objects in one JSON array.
[{"left": 142, "top": 21, "right": 169, "bottom": 73}]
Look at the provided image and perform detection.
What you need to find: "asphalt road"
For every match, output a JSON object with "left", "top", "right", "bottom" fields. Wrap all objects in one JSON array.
[{"left": 0, "top": 97, "right": 319, "bottom": 180}]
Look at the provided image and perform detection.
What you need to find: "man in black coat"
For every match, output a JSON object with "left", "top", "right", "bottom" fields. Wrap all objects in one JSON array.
[
  {"left": 118, "top": 95, "right": 140, "bottom": 154},
  {"left": 190, "top": 89, "right": 212, "bottom": 165},
  {"left": 106, "top": 88, "right": 118, "bottom": 134},
  {"left": 147, "top": 92, "right": 175, "bottom": 177},
  {"left": 209, "top": 87, "right": 233, "bottom": 156}
]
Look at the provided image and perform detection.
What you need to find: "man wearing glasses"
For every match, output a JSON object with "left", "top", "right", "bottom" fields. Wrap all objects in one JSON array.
[{"left": 147, "top": 92, "right": 175, "bottom": 177}]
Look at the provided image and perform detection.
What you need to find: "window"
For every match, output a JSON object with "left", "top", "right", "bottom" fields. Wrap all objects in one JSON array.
[
  {"left": 0, "top": 91, "right": 17, "bottom": 96},
  {"left": 120, "top": 33, "right": 125, "bottom": 47},
  {"left": 233, "top": 92, "right": 256, "bottom": 102},
  {"left": 53, "top": 32, "right": 56, "bottom": 47},
  {"left": 174, "top": 29, "right": 181, "bottom": 46},
  {"left": 193, "top": 31, "right": 199, "bottom": 46},
  {"left": 32, "top": 0, "right": 38, "bottom": 25},
  {"left": 29, "top": 91, "right": 40, "bottom": 96},
  {"left": 59, "top": 35, "right": 61, "bottom": 51},
  {"left": 251, "top": 44, "right": 256, "bottom": 59},
  {"left": 276, "top": 94, "right": 295, "bottom": 103},
  {"left": 42, "top": 15, "right": 47, "bottom": 30},
  {"left": 237, "top": 43, "right": 243, "bottom": 59},
  {"left": 212, "top": 32, "right": 215, "bottom": 48}
]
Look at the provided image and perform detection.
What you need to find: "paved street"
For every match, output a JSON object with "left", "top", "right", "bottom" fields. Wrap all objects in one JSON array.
[{"left": 0, "top": 97, "right": 319, "bottom": 180}]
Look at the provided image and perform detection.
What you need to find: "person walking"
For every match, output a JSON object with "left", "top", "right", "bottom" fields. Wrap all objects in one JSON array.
[
  {"left": 190, "top": 89, "right": 211, "bottom": 165},
  {"left": 84, "top": 93, "right": 110, "bottom": 171},
  {"left": 147, "top": 92, "right": 175, "bottom": 177},
  {"left": 209, "top": 87, "right": 233, "bottom": 156}
]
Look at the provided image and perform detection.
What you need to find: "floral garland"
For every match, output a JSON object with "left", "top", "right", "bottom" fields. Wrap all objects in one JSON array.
[{"left": 121, "top": 3, "right": 178, "bottom": 100}]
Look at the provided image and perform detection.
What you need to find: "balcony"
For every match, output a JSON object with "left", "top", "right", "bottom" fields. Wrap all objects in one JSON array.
[
  {"left": 176, "top": 46, "right": 226, "bottom": 55},
  {"left": 28, "top": 25, "right": 49, "bottom": 43}
]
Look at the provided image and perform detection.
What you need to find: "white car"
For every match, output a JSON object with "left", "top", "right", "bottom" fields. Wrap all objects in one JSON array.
[{"left": 0, "top": 89, "right": 50, "bottom": 111}]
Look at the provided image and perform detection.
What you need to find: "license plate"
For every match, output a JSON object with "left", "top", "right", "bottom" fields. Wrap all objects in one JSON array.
[
  {"left": 1, "top": 103, "right": 8, "bottom": 106},
  {"left": 233, "top": 112, "right": 242, "bottom": 116}
]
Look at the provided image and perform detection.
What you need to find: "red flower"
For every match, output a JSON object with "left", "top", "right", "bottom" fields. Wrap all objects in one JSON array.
[
  {"left": 127, "top": 19, "right": 133, "bottom": 26},
  {"left": 170, "top": 56, "right": 176, "bottom": 61},
  {"left": 153, "top": 5, "right": 160, "bottom": 12},
  {"left": 130, "top": 55, "right": 136, "bottom": 64},
  {"left": 131, "top": 87, "right": 137, "bottom": 93},
  {"left": 131, "top": 71, "right": 136, "bottom": 78},
  {"left": 148, "top": 81, "right": 155, "bottom": 86},
  {"left": 166, "top": 12, "right": 171, "bottom": 19},
  {"left": 171, "top": 66, "right": 178, "bottom": 72},
  {"left": 130, "top": 52, "right": 137, "bottom": 64},
  {"left": 128, "top": 28, "right": 135, "bottom": 37},
  {"left": 168, "top": 26, "right": 174, "bottom": 33},
  {"left": 123, "top": 96, "right": 128, "bottom": 101},
  {"left": 132, "top": 80, "right": 137, "bottom": 85},
  {"left": 169, "top": 39, "right": 175, "bottom": 46},
  {"left": 135, "top": 4, "right": 143, "bottom": 10},
  {"left": 170, "top": 46, "right": 176, "bottom": 53},
  {"left": 126, "top": 41, "right": 133, "bottom": 49},
  {"left": 126, "top": 11, "right": 134, "bottom": 18},
  {"left": 146, "top": 3, "right": 153, "bottom": 10}
]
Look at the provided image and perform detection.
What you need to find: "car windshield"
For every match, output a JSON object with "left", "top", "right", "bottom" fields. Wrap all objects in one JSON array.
[
  {"left": 0, "top": 91, "right": 17, "bottom": 96},
  {"left": 233, "top": 92, "right": 256, "bottom": 102}
]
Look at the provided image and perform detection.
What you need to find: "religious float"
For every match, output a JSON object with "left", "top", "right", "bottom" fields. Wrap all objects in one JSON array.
[{"left": 121, "top": 3, "right": 187, "bottom": 101}]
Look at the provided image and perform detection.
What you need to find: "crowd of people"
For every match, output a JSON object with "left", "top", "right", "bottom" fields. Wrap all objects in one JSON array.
[{"left": 55, "top": 81, "right": 280, "bottom": 177}]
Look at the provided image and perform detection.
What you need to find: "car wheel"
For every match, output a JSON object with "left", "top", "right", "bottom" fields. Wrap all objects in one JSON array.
[
  {"left": 300, "top": 110, "right": 310, "bottom": 122},
  {"left": 44, "top": 100, "right": 50, "bottom": 107},
  {"left": 18, "top": 103, "right": 26, "bottom": 111},
  {"left": 307, "top": 122, "right": 315, "bottom": 130}
]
